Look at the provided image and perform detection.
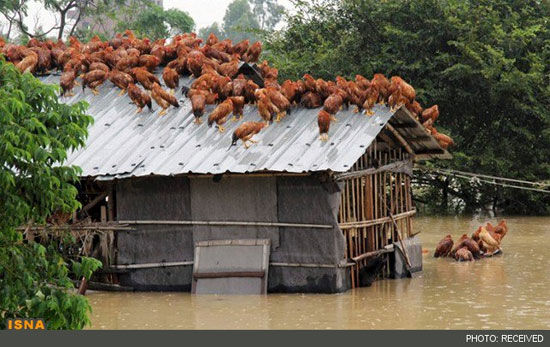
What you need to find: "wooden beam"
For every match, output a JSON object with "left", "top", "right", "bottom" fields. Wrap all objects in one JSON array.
[
  {"left": 339, "top": 209, "right": 416, "bottom": 230},
  {"left": 118, "top": 220, "right": 333, "bottom": 229},
  {"left": 385, "top": 123, "right": 415, "bottom": 156},
  {"left": 80, "top": 191, "right": 108, "bottom": 215}
]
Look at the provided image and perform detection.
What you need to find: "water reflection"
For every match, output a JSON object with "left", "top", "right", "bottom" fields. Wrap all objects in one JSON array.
[{"left": 87, "top": 216, "right": 550, "bottom": 329}]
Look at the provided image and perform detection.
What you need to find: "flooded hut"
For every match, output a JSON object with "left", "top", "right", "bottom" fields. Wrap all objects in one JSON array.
[{"left": 39, "top": 68, "right": 450, "bottom": 293}]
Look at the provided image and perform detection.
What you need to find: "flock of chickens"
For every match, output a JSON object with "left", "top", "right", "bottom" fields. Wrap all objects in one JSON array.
[
  {"left": 434, "top": 220, "right": 509, "bottom": 261},
  {"left": 0, "top": 31, "right": 454, "bottom": 149}
]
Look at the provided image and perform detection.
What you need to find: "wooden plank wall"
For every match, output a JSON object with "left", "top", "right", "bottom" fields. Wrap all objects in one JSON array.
[{"left": 338, "top": 139, "right": 415, "bottom": 289}]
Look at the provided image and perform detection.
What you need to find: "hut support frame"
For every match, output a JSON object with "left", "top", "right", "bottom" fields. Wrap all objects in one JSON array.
[{"left": 337, "top": 139, "right": 416, "bottom": 289}]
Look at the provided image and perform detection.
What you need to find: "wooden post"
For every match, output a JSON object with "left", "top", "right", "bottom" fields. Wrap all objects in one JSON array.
[{"left": 100, "top": 206, "right": 107, "bottom": 223}]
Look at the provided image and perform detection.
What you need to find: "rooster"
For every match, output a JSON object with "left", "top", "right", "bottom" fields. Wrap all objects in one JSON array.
[
  {"left": 127, "top": 83, "right": 152, "bottom": 114},
  {"left": 151, "top": 83, "right": 180, "bottom": 116},
  {"left": 162, "top": 66, "right": 179, "bottom": 93},
  {"left": 230, "top": 122, "right": 267, "bottom": 149},
  {"left": 208, "top": 98, "right": 233, "bottom": 133},
  {"left": 318, "top": 109, "right": 337, "bottom": 141}
]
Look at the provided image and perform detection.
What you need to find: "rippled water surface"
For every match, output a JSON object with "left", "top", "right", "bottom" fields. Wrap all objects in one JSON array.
[{"left": 87, "top": 216, "right": 550, "bottom": 329}]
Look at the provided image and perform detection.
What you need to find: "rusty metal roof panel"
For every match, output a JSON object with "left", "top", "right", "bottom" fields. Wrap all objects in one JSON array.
[{"left": 40, "top": 74, "right": 421, "bottom": 179}]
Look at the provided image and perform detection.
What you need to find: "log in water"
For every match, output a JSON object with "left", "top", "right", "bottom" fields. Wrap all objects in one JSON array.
[{"left": 86, "top": 216, "right": 550, "bottom": 329}]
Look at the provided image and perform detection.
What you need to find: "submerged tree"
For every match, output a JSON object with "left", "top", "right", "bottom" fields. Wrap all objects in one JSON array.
[
  {"left": 0, "top": 57, "right": 101, "bottom": 329},
  {"left": 265, "top": 0, "right": 550, "bottom": 214}
]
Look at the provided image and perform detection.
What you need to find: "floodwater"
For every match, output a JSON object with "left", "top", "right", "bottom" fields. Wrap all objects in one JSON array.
[{"left": 87, "top": 216, "right": 550, "bottom": 329}]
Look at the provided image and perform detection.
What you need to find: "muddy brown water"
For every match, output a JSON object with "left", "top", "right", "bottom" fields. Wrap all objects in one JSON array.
[{"left": 87, "top": 216, "right": 550, "bottom": 329}]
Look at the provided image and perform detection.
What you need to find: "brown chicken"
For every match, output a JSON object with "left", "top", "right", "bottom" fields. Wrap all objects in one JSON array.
[
  {"left": 139, "top": 54, "right": 161, "bottom": 72},
  {"left": 206, "top": 33, "right": 219, "bottom": 46},
  {"left": 371, "top": 73, "right": 391, "bottom": 101},
  {"left": 432, "top": 130, "right": 454, "bottom": 149},
  {"left": 243, "top": 41, "right": 262, "bottom": 63},
  {"left": 406, "top": 100, "right": 423, "bottom": 118},
  {"left": 477, "top": 227, "right": 501, "bottom": 255},
  {"left": 218, "top": 58, "right": 239, "bottom": 78},
  {"left": 318, "top": 109, "right": 337, "bottom": 142},
  {"left": 109, "top": 70, "right": 134, "bottom": 95},
  {"left": 434, "top": 234, "right": 454, "bottom": 258},
  {"left": 82, "top": 69, "right": 107, "bottom": 95},
  {"left": 450, "top": 234, "right": 481, "bottom": 259},
  {"left": 151, "top": 83, "right": 180, "bottom": 116},
  {"left": 387, "top": 76, "right": 416, "bottom": 112},
  {"left": 60, "top": 66, "right": 77, "bottom": 96},
  {"left": 189, "top": 93, "right": 206, "bottom": 124},
  {"left": 89, "top": 61, "right": 110, "bottom": 73},
  {"left": 228, "top": 96, "right": 245, "bottom": 121},
  {"left": 363, "top": 84, "right": 380, "bottom": 116},
  {"left": 422, "top": 105, "right": 439, "bottom": 124},
  {"left": 231, "top": 39, "right": 249, "bottom": 56},
  {"left": 230, "top": 122, "right": 267, "bottom": 149},
  {"left": 280, "top": 80, "right": 301, "bottom": 104},
  {"left": 256, "top": 91, "right": 278, "bottom": 125},
  {"left": 323, "top": 92, "right": 345, "bottom": 116},
  {"left": 455, "top": 247, "right": 474, "bottom": 262},
  {"left": 162, "top": 66, "right": 179, "bottom": 93},
  {"left": 266, "top": 87, "right": 291, "bottom": 122},
  {"left": 131, "top": 67, "right": 161, "bottom": 90},
  {"left": 487, "top": 220, "right": 508, "bottom": 239},
  {"left": 127, "top": 83, "right": 152, "bottom": 113},
  {"left": 115, "top": 54, "right": 139, "bottom": 73},
  {"left": 355, "top": 74, "right": 371, "bottom": 90},
  {"left": 16, "top": 49, "right": 38, "bottom": 73},
  {"left": 301, "top": 91, "right": 323, "bottom": 109},
  {"left": 208, "top": 98, "right": 233, "bottom": 132}
]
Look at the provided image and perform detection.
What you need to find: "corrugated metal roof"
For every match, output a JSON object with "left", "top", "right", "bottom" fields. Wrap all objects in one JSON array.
[{"left": 40, "top": 73, "right": 445, "bottom": 180}]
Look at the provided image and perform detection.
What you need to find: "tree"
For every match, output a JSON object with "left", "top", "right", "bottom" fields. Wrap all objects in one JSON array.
[
  {"left": 0, "top": 57, "right": 100, "bottom": 329},
  {"left": 265, "top": 0, "right": 550, "bottom": 214},
  {"left": 249, "top": 0, "right": 284, "bottom": 31},
  {"left": 115, "top": 1, "right": 194, "bottom": 40},
  {"left": 0, "top": 0, "right": 120, "bottom": 41},
  {"left": 198, "top": 22, "right": 224, "bottom": 41},
  {"left": 222, "top": 0, "right": 260, "bottom": 42}
]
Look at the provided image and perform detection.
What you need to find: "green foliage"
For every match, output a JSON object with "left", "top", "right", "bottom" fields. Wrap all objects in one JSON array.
[
  {"left": 72, "top": 257, "right": 102, "bottom": 281},
  {"left": 114, "top": 1, "right": 195, "bottom": 40},
  {"left": 222, "top": 0, "right": 260, "bottom": 42},
  {"left": 199, "top": 0, "right": 284, "bottom": 42},
  {"left": 249, "top": 0, "right": 285, "bottom": 31},
  {"left": 265, "top": 0, "right": 550, "bottom": 214},
  {"left": 0, "top": 57, "right": 96, "bottom": 329}
]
